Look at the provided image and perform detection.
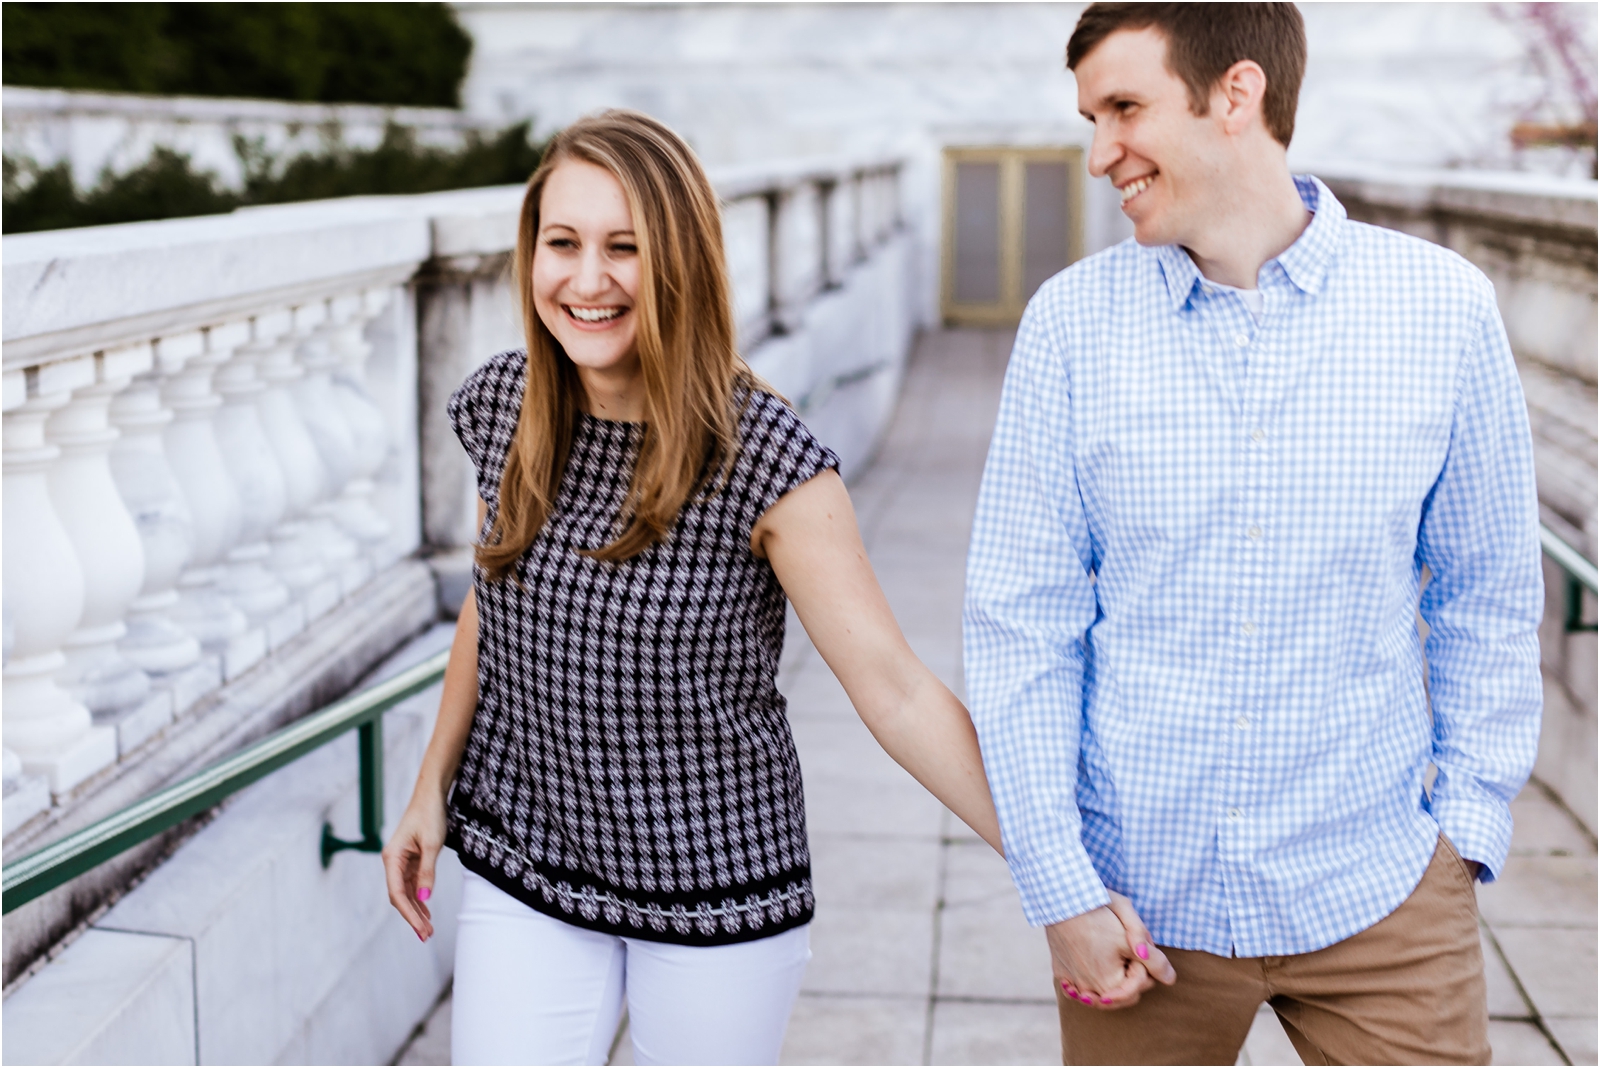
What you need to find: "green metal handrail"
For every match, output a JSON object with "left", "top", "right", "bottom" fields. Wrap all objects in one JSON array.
[
  {"left": 1, "top": 649, "right": 450, "bottom": 915},
  {"left": 1541, "top": 523, "right": 1598, "bottom": 633}
]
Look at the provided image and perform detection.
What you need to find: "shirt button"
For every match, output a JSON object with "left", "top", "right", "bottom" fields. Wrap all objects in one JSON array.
[
  {"left": 1246, "top": 525, "right": 1262, "bottom": 540},
  {"left": 1235, "top": 715, "right": 1250, "bottom": 729},
  {"left": 1250, "top": 428, "right": 1266, "bottom": 442},
  {"left": 1234, "top": 333, "right": 1250, "bottom": 347},
  {"left": 1228, "top": 808, "right": 1243, "bottom": 822},
  {"left": 1241, "top": 621, "right": 1257, "bottom": 635}
]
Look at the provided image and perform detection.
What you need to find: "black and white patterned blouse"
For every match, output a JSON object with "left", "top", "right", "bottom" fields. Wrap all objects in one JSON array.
[{"left": 443, "top": 350, "right": 838, "bottom": 946}]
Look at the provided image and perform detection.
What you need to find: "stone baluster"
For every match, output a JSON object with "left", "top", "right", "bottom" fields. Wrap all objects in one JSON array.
[
  {"left": 255, "top": 306, "right": 343, "bottom": 623},
  {"left": 108, "top": 369, "right": 219, "bottom": 719},
  {"left": 327, "top": 289, "right": 395, "bottom": 568},
  {"left": 2, "top": 596, "right": 53, "bottom": 835},
  {"left": 292, "top": 299, "right": 370, "bottom": 595},
  {"left": 213, "top": 315, "right": 302, "bottom": 650},
  {"left": 160, "top": 328, "right": 265, "bottom": 681},
  {"left": 48, "top": 345, "right": 169, "bottom": 757},
  {"left": 3, "top": 379, "right": 117, "bottom": 796}
]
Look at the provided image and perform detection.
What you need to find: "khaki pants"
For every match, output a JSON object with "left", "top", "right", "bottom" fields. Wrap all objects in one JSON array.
[{"left": 1058, "top": 836, "right": 1490, "bottom": 1065}]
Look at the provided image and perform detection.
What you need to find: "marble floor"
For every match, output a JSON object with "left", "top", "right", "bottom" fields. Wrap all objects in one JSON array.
[{"left": 397, "top": 327, "right": 1596, "bottom": 1067}]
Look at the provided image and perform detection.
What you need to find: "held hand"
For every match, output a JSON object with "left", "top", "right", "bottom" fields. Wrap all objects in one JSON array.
[
  {"left": 382, "top": 792, "right": 447, "bottom": 943},
  {"left": 1047, "top": 892, "right": 1176, "bottom": 1010}
]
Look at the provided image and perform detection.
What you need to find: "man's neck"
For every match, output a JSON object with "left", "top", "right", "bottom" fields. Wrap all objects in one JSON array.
[{"left": 1182, "top": 165, "right": 1312, "bottom": 291}]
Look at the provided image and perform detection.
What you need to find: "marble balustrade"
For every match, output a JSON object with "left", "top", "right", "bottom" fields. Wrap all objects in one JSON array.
[{"left": 1, "top": 155, "right": 910, "bottom": 839}]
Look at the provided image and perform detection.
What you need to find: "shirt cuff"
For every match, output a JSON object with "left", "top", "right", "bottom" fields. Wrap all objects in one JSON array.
[
  {"left": 1431, "top": 789, "right": 1515, "bottom": 884},
  {"left": 1006, "top": 841, "right": 1112, "bottom": 927}
]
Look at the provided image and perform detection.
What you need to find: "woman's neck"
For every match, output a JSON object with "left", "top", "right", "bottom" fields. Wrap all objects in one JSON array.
[{"left": 576, "top": 362, "right": 646, "bottom": 422}]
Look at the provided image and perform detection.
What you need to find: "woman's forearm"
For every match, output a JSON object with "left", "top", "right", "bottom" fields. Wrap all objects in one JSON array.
[
  {"left": 413, "top": 586, "right": 481, "bottom": 802},
  {"left": 842, "top": 649, "right": 1005, "bottom": 855}
]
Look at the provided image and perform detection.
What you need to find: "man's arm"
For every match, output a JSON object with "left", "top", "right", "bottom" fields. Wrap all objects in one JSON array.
[
  {"left": 963, "top": 289, "right": 1174, "bottom": 1006},
  {"left": 1416, "top": 285, "right": 1544, "bottom": 882}
]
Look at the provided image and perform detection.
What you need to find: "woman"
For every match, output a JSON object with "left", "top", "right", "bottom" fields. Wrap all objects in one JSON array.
[{"left": 382, "top": 109, "right": 1002, "bottom": 1066}]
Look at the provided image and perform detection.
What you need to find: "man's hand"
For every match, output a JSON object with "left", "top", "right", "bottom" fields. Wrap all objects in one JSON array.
[{"left": 1047, "top": 891, "right": 1177, "bottom": 1009}]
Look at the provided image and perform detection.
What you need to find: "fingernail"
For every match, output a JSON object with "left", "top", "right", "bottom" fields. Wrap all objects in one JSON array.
[
  {"left": 417, "top": 931, "right": 425, "bottom": 942},
  {"left": 1101, "top": 997, "right": 1113, "bottom": 1005},
  {"left": 417, "top": 886, "right": 431, "bottom": 902},
  {"left": 1136, "top": 943, "right": 1150, "bottom": 960},
  {"left": 1080, "top": 994, "right": 1094, "bottom": 1004}
]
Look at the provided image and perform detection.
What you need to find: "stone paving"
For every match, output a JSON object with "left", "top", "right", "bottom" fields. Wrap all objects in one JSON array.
[{"left": 398, "top": 327, "right": 1596, "bottom": 1066}]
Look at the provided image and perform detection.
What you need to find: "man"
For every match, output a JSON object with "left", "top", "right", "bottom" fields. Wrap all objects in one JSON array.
[{"left": 962, "top": 4, "right": 1543, "bottom": 1064}]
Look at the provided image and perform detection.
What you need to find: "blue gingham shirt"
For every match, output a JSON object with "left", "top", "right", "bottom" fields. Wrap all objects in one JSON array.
[{"left": 963, "top": 176, "right": 1543, "bottom": 957}]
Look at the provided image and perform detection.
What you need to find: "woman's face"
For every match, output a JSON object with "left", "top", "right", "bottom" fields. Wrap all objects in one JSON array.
[{"left": 532, "top": 159, "right": 642, "bottom": 378}]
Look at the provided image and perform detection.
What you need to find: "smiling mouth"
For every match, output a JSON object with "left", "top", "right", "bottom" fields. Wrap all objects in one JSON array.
[
  {"left": 1118, "top": 174, "right": 1155, "bottom": 204},
  {"left": 565, "top": 305, "right": 627, "bottom": 323}
]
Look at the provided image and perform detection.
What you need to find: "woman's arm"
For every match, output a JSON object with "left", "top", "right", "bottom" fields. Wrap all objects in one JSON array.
[
  {"left": 382, "top": 500, "right": 486, "bottom": 941},
  {"left": 752, "top": 469, "right": 1003, "bottom": 854}
]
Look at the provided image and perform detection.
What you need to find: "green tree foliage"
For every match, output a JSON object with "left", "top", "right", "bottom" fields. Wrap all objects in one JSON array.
[
  {"left": 2, "top": 3, "right": 472, "bottom": 107},
  {"left": 3, "top": 123, "right": 545, "bottom": 234}
]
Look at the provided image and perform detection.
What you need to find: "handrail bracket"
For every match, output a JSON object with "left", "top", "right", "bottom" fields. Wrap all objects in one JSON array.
[{"left": 320, "top": 719, "right": 386, "bottom": 868}]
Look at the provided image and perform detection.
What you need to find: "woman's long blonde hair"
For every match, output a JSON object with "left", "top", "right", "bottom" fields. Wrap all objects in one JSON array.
[{"left": 477, "top": 109, "right": 747, "bottom": 579}]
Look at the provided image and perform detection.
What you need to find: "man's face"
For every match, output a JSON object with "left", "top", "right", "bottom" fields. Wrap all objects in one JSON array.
[{"left": 1074, "top": 26, "right": 1226, "bottom": 248}]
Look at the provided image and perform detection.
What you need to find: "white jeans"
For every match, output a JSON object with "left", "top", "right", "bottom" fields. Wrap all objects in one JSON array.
[{"left": 451, "top": 870, "right": 811, "bottom": 1066}]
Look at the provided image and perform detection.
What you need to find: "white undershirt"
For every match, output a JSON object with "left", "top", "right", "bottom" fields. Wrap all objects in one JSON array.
[{"left": 1211, "top": 281, "right": 1265, "bottom": 323}]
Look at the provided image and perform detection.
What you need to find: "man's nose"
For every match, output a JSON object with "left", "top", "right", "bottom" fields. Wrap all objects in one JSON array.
[{"left": 1087, "top": 124, "right": 1121, "bottom": 180}]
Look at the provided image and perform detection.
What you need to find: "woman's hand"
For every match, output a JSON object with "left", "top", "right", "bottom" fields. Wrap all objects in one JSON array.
[
  {"left": 1048, "top": 891, "right": 1176, "bottom": 1009},
  {"left": 383, "top": 791, "right": 449, "bottom": 942}
]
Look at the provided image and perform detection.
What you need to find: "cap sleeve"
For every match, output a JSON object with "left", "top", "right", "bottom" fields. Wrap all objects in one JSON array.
[
  {"left": 446, "top": 350, "right": 527, "bottom": 508},
  {"left": 738, "top": 390, "right": 841, "bottom": 525}
]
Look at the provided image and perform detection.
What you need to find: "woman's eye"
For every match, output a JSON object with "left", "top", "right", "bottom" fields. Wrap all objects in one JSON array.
[
  {"left": 611, "top": 243, "right": 638, "bottom": 255},
  {"left": 546, "top": 237, "right": 577, "bottom": 250}
]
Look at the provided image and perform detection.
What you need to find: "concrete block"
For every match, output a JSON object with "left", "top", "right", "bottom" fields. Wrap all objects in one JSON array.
[
  {"left": 219, "top": 626, "right": 267, "bottom": 681},
  {"left": 1477, "top": 854, "right": 1597, "bottom": 927},
  {"left": 1481, "top": 928, "right": 1532, "bottom": 1019},
  {"left": 3, "top": 774, "right": 52, "bottom": 836},
  {"left": 936, "top": 844, "right": 1053, "bottom": 1002},
  {"left": 803, "top": 904, "right": 933, "bottom": 998},
  {"left": 809, "top": 834, "right": 940, "bottom": 914},
  {"left": 802, "top": 772, "right": 944, "bottom": 839},
  {"left": 1486, "top": 1019, "right": 1564, "bottom": 1065},
  {"left": 96, "top": 687, "right": 175, "bottom": 757},
  {"left": 27, "top": 724, "right": 117, "bottom": 798},
  {"left": 1545, "top": 1017, "right": 1598, "bottom": 1067},
  {"left": 928, "top": 999, "right": 1060, "bottom": 1066},
  {"left": 154, "top": 655, "right": 222, "bottom": 717},
  {"left": 395, "top": 993, "right": 452, "bottom": 1066},
  {"left": 781, "top": 993, "right": 926, "bottom": 1066},
  {"left": 1507, "top": 787, "right": 1594, "bottom": 858},
  {"left": 1490, "top": 926, "right": 1597, "bottom": 1019},
  {"left": 2, "top": 928, "right": 195, "bottom": 1066},
  {"left": 263, "top": 602, "right": 306, "bottom": 650}
]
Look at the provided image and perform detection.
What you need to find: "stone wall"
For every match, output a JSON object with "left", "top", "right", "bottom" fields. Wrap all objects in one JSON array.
[
  {"left": 1322, "top": 165, "right": 1598, "bottom": 831},
  {"left": 2, "top": 86, "right": 491, "bottom": 192}
]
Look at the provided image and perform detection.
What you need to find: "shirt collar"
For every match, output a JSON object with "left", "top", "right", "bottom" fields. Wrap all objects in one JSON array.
[{"left": 1153, "top": 174, "right": 1346, "bottom": 312}]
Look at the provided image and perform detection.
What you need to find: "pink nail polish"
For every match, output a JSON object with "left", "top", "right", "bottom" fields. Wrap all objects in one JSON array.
[
  {"left": 1101, "top": 997, "right": 1113, "bottom": 1005},
  {"left": 1080, "top": 994, "right": 1094, "bottom": 1005},
  {"left": 417, "top": 886, "right": 431, "bottom": 902},
  {"left": 1136, "top": 943, "right": 1150, "bottom": 960}
]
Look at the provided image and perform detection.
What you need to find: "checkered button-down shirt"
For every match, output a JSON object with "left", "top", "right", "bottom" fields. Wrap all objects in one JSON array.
[{"left": 963, "top": 176, "right": 1543, "bottom": 957}]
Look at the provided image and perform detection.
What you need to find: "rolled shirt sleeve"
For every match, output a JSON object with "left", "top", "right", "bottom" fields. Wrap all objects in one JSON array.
[
  {"left": 963, "top": 288, "right": 1111, "bottom": 927},
  {"left": 1416, "top": 283, "right": 1545, "bottom": 883}
]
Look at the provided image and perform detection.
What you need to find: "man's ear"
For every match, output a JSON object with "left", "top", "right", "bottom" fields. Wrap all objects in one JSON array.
[{"left": 1213, "top": 59, "right": 1267, "bottom": 137}]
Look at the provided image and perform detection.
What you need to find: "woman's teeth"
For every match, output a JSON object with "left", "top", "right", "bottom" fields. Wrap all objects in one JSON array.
[
  {"left": 1120, "top": 175, "right": 1154, "bottom": 203},
  {"left": 567, "top": 306, "right": 625, "bottom": 323}
]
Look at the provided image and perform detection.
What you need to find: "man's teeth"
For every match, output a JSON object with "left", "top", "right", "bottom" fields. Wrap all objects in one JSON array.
[
  {"left": 1120, "top": 176, "right": 1154, "bottom": 203},
  {"left": 568, "top": 306, "right": 625, "bottom": 323}
]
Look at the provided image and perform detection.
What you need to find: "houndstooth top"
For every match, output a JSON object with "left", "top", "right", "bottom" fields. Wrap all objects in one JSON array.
[{"left": 443, "top": 350, "right": 838, "bottom": 946}]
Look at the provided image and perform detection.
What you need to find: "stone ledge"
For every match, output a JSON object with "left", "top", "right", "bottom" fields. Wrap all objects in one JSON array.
[{"left": 1, "top": 559, "right": 439, "bottom": 987}]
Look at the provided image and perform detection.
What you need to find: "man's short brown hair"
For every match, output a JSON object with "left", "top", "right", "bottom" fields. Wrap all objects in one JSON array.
[{"left": 1066, "top": 3, "right": 1306, "bottom": 147}]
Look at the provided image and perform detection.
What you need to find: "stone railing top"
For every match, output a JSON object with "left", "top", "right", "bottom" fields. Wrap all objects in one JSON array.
[
  {"left": 3, "top": 154, "right": 906, "bottom": 372},
  {"left": 1, "top": 85, "right": 489, "bottom": 132},
  {"left": 1306, "top": 161, "right": 1598, "bottom": 235}
]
